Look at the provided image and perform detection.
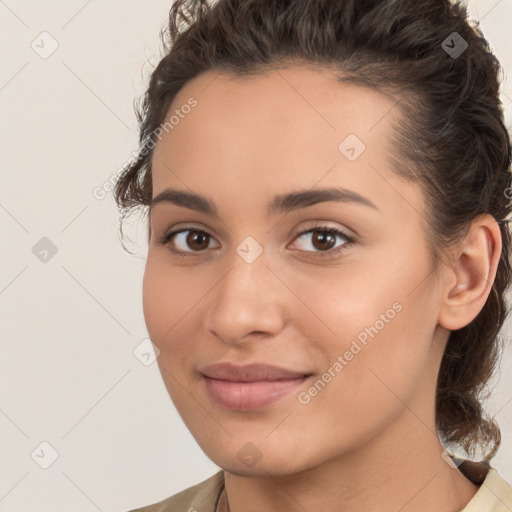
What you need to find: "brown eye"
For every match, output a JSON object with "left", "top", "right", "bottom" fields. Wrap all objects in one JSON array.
[
  {"left": 291, "top": 226, "right": 354, "bottom": 257},
  {"left": 160, "top": 228, "right": 219, "bottom": 255},
  {"left": 311, "top": 231, "right": 337, "bottom": 251},
  {"left": 185, "top": 230, "right": 210, "bottom": 251}
]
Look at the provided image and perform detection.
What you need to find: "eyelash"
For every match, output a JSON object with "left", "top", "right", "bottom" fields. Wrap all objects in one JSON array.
[{"left": 158, "top": 225, "right": 355, "bottom": 259}]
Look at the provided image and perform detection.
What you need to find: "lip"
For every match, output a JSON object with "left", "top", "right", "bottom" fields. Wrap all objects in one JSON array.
[
  {"left": 200, "top": 362, "right": 312, "bottom": 411},
  {"left": 201, "top": 362, "right": 310, "bottom": 381}
]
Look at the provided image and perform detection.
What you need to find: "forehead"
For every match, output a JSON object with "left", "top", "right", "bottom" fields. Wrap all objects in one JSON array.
[
  {"left": 156, "top": 65, "right": 398, "bottom": 147},
  {"left": 150, "top": 65, "right": 408, "bottom": 216}
]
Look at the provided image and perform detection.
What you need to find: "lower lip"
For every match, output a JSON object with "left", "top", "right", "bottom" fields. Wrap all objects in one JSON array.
[{"left": 203, "top": 376, "right": 309, "bottom": 411}]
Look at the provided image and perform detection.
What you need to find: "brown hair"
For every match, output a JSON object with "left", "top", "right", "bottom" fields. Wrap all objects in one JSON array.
[{"left": 114, "top": 0, "right": 512, "bottom": 461}]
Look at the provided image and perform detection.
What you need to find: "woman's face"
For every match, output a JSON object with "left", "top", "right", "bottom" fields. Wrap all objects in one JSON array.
[{"left": 144, "top": 66, "right": 449, "bottom": 476}]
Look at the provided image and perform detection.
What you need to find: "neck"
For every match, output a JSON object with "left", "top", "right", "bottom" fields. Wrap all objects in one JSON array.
[{"left": 219, "top": 416, "right": 481, "bottom": 512}]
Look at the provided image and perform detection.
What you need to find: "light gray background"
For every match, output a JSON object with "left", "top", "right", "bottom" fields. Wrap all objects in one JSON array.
[{"left": 1, "top": 1, "right": 511, "bottom": 511}]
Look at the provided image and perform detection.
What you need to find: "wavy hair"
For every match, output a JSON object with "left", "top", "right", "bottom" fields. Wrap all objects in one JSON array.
[{"left": 113, "top": 0, "right": 512, "bottom": 461}]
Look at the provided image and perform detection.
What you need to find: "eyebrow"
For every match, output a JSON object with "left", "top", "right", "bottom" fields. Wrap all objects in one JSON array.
[{"left": 150, "top": 186, "right": 380, "bottom": 215}]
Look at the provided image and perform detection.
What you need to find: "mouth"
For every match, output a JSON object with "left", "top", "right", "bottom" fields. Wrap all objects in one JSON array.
[{"left": 200, "top": 362, "right": 312, "bottom": 411}]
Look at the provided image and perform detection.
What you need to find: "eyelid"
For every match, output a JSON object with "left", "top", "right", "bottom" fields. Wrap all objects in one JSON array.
[
  {"left": 158, "top": 222, "right": 214, "bottom": 243},
  {"left": 292, "top": 220, "right": 358, "bottom": 241},
  {"left": 288, "top": 224, "right": 355, "bottom": 255},
  {"left": 159, "top": 219, "right": 356, "bottom": 241},
  {"left": 158, "top": 221, "right": 357, "bottom": 257}
]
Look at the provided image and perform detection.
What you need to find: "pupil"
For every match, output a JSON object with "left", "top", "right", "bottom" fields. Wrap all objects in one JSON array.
[
  {"left": 314, "top": 231, "right": 335, "bottom": 250},
  {"left": 189, "top": 231, "right": 208, "bottom": 250}
]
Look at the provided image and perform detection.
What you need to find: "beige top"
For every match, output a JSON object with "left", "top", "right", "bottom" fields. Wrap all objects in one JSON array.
[{"left": 127, "top": 457, "right": 512, "bottom": 512}]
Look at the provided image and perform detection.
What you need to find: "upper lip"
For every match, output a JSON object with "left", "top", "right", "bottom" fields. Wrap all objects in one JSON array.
[{"left": 200, "top": 362, "right": 311, "bottom": 382}]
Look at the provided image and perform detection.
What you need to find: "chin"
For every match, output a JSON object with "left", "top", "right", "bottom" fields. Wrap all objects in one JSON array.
[{"left": 206, "top": 446, "right": 312, "bottom": 478}]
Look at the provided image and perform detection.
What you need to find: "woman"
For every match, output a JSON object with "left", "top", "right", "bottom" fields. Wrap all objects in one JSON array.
[{"left": 115, "top": 0, "right": 512, "bottom": 510}]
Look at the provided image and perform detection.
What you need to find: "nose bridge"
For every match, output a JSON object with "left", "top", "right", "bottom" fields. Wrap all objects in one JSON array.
[
  {"left": 220, "top": 228, "right": 270, "bottom": 291},
  {"left": 206, "top": 242, "right": 286, "bottom": 342}
]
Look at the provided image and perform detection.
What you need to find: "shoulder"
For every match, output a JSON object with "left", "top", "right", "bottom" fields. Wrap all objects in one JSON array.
[
  {"left": 458, "top": 462, "right": 512, "bottom": 512},
  {"left": 126, "top": 470, "right": 225, "bottom": 512}
]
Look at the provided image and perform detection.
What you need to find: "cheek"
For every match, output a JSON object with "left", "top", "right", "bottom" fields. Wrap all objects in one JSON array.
[
  {"left": 142, "top": 259, "right": 190, "bottom": 381},
  {"left": 292, "top": 245, "right": 438, "bottom": 399},
  {"left": 142, "top": 260, "right": 197, "bottom": 408},
  {"left": 142, "top": 254, "right": 203, "bottom": 341},
  {"left": 141, "top": 254, "right": 220, "bottom": 398},
  {"left": 293, "top": 297, "right": 436, "bottom": 455},
  {"left": 142, "top": 262, "right": 169, "bottom": 343}
]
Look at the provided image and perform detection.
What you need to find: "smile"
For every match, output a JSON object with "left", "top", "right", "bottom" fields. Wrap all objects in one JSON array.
[{"left": 203, "top": 376, "right": 310, "bottom": 411}]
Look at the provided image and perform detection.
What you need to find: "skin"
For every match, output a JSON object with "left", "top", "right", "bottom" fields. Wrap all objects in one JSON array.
[{"left": 143, "top": 65, "right": 502, "bottom": 512}]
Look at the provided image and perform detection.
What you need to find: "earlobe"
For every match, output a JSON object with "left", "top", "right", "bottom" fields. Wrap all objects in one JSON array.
[{"left": 438, "top": 214, "right": 502, "bottom": 331}]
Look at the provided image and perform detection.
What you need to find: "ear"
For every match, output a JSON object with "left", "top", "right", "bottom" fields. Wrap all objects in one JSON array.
[{"left": 438, "top": 214, "right": 502, "bottom": 331}]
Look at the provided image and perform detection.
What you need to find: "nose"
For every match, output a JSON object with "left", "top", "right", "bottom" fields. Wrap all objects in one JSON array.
[{"left": 204, "top": 250, "right": 288, "bottom": 346}]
